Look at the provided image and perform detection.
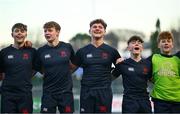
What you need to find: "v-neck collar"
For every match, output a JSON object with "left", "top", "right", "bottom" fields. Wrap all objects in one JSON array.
[{"left": 90, "top": 43, "right": 104, "bottom": 48}]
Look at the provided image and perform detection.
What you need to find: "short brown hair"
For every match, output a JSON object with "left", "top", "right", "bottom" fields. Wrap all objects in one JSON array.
[
  {"left": 157, "top": 31, "right": 174, "bottom": 43},
  {"left": 43, "top": 21, "right": 61, "bottom": 31},
  {"left": 90, "top": 19, "right": 107, "bottom": 29},
  {"left": 12, "top": 23, "right": 27, "bottom": 32},
  {"left": 127, "top": 35, "right": 144, "bottom": 45}
]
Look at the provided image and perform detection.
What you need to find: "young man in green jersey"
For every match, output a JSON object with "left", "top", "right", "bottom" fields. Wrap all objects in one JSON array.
[{"left": 147, "top": 31, "right": 180, "bottom": 113}]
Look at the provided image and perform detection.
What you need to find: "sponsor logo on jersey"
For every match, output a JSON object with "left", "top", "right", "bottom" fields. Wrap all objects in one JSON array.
[
  {"left": 23, "top": 53, "right": 29, "bottom": 59},
  {"left": 158, "top": 62, "right": 176, "bottom": 77},
  {"left": 42, "top": 107, "right": 48, "bottom": 112},
  {"left": 8, "top": 55, "right": 14, "bottom": 59},
  {"left": 44, "top": 54, "right": 51, "bottom": 59},
  {"left": 86, "top": 53, "right": 93, "bottom": 58},
  {"left": 60, "top": 51, "right": 67, "bottom": 57},
  {"left": 128, "top": 67, "right": 134, "bottom": 72},
  {"left": 80, "top": 108, "right": 85, "bottom": 112}
]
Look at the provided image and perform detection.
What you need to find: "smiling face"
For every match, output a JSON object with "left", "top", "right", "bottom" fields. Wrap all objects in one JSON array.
[
  {"left": 127, "top": 36, "right": 144, "bottom": 56},
  {"left": 158, "top": 38, "right": 173, "bottom": 55},
  {"left": 12, "top": 28, "right": 27, "bottom": 45},
  {"left": 128, "top": 40, "right": 143, "bottom": 56},
  {"left": 89, "top": 23, "right": 106, "bottom": 40},
  {"left": 157, "top": 31, "right": 174, "bottom": 55}
]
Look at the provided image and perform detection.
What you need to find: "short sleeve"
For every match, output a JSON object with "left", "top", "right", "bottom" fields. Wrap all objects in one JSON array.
[
  {"left": 72, "top": 49, "right": 82, "bottom": 66},
  {"left": 112, "top": 49, "right": 121, "bottom": 65}
]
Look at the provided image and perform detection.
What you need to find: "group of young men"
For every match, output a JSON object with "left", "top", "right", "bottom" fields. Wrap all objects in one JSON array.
[{"left": 0, "top": 19, "right": 179, "bottom": 113}]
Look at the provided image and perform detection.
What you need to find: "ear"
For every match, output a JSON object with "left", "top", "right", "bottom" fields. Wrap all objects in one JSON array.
[
  {"left": 158, "top": 43, "right": 160, "bottom": 48},
  {"left": 56, "top": 30, "right": 60, "bottom": 37},
  {"left": 127, "top": 45, "right": 131, "bottom": 51}
]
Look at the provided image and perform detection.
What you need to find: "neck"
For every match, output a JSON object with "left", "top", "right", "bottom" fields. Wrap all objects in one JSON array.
[
  {"left": 161, "top": 51, "right": 171, "bottom": 55},
  {"left": 47, "top": 39, "right": 59, "bottom": 47},
  {"left": 12, "top": 42, "right": 24, "bottom": 49},
  {"left": 130, "top": 54, "right": 141, "bottom": 62},
  {"left": 91, "top": 37, "right": 104, "bottom": 47}
]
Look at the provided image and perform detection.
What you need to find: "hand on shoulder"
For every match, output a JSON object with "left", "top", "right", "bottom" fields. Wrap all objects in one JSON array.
[
  {"left": 23, "top": 40, "right": 33, "bottom": 48},
  {"left": 116, "top": 57, "right": 124, "bottom": 64}
]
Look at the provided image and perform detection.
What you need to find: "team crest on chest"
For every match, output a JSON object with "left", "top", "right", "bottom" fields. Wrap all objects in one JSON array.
[
  {"left": 59, "top": 50, "right": 67, "bottom": 57},
  {"left": 23, "top": 53, "right": 29, "bottom": 59},
  {"left": 143, "top": 66, "right": 148, "bottom": 74},
  {"left": 101, "top": 52, "right": 108, "bottom": 59}
]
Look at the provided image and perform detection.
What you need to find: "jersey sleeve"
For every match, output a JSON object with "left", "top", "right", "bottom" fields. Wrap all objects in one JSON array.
[
  {"left": 146, "top": 55, "right": 153, "bottom": 80},
  {"left": 0, "top": 50, "right": 3, "bottom": 73},
  {"left": 146, "top": 60, "right": 153, "bottom": 80},
  {"left": 176, "top": 51, "right": 180, "bottom": 58},
  {"left": 146, "top": 55, "right": 153, "bottom": 62},
  {"left": 112, "top": 48, "right": 121, "bottom": 65},
  {"left": 72, "top": 49, "right": 82, "bottom": 66},
  {"left": 0, "top": 49, "right": 5, "bottom": 73},
  {"left": 32, "top": 48, "right": 37, "bottom": 71},
  {"left": 34, "top": 49, "right": 43, "bottom": 73},
  {"left": 68, "top": 43, "right": 76, "bottom": 63},
  {"left": 112, "top": 63, "right": 122, "bottom": 78}
]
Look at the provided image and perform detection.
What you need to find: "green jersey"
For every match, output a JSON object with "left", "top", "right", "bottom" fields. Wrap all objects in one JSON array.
[{"left": 151, "top": 54, "right": 180, "bottom": 102}]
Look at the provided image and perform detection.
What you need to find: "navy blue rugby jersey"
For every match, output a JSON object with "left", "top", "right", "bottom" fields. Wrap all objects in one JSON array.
[
  {"left": 0, "top": 49, "right": 2, "bottom": 73},
  {"left": 35, "top": 41, "right": 75, "bottom": 94},
  {"left": 176, "top": 51, "right": 180, "bottom": 58},
  {"left": 112, "top": 58, "right": 152, "bottom": 99},
  {"left": 0, "top": 45, "right": 36, "bottom": 93},
  {"left": 73, "top": 43, "right": 121, "bottom": 88}
]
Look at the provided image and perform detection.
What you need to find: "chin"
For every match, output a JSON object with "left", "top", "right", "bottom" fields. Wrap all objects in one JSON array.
[
  {"left": 93, "top": 34, "right": 102, "bottom": 38},
  {"left": 17, "top": 41, "right": 24, "bottom": 45}
]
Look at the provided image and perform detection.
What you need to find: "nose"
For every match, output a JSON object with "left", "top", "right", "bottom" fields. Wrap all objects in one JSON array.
[{"left": 17, "top": 31, "right": 23, "bottom": 35}]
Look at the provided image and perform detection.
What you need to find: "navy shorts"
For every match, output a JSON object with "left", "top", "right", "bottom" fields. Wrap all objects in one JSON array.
[
  {"left": 122, "top": 96, "right": 152, "bottom": 113},
  {"left": 80, "top": 87, "right": 112, "bottom": 113},
  {"left": 152, "top": 98, "right": 180, "bottom": 113},
  {"left": 41, "top": 92, "right": 74, "bottom": 113},
  {"left": 1, "top": 92, "right": 33, "bottom": 113}
]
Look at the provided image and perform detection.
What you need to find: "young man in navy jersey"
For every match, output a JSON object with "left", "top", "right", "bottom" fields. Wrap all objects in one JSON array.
[
  {"left": 35, "top": 21, "right": 75, "bottom": 113},
  {"left": 112, "top": 36, "right": 152, "bottom": 113},
  {"left": 0, "top": 23, "right": 36, "bottom": 113},
  {"left": 72, "top": 19, "right": 121, "bottom": 113}
]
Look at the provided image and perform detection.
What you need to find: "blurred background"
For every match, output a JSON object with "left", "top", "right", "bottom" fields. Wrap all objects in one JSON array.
[{"left": 0, "top": 0, "right": 180, "bottom": 113}]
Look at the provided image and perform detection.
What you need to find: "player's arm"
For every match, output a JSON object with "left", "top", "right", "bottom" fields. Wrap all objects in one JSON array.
[
  {"left": 116, "top": 57, "right": 124, "bottom": 64},
  {"left": 175, "top": 51, "right": 180, "bottom": 58},
  {"left": 111, "top": 64, "right": 122, "bottom": 81},
  {"left": 111, "top": 49, "right": 122, "bottom": 80},
  {"left": 0, "top": 51, "right": 5, "bottom": 81},
  {"left": 69, "top": 62, "right": 79, "bottom": 73},
  {"left": 70, "top": 47, "right": 82, "bottom": 73},
  {"left": 0, "top": 73, "right": 5, "bottom": 81},
  {"left": 68, "top": 43, "right": 79, "bottom": 73},
  {"left": 23, "top": 40, "right": 32, "bottom": 48},
  {"left": 146, "top": 55, "right": 154, "bottom": 82}
]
